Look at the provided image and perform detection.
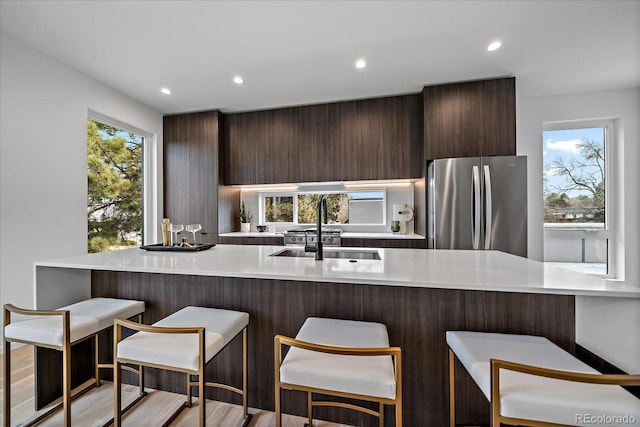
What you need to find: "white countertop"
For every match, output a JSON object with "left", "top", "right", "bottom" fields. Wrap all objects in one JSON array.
[
  {"left": 219, "top": 231, "right": 424, "bottom": 239},
  {"left": 35, "top": 245, "right": 640, "bottom": 298}
]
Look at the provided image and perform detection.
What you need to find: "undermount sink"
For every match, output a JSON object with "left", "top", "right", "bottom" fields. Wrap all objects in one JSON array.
[{"left": 270, "top": 248, "right": 381, "bottom": 260}]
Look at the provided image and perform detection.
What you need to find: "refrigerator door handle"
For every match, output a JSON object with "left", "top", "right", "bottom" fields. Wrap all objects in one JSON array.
[
  {"left": 483, "top": 164, "right": 492, "bottom": 249},
  {"left": 472, "top": 165, "right": 481, "bottom": 250}
]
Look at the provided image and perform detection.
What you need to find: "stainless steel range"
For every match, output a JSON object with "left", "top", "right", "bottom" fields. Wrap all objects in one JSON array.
[{"left": 284, "top": 227, "right": 343, "bottom": 247}]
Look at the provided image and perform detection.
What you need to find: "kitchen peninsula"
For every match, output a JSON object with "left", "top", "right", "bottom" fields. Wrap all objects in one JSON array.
[{"left": 34, "top": 245, "right": 640, "bottom": 427}]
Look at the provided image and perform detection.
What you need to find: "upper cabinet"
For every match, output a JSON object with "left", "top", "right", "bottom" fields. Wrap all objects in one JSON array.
[
  {"left": 164, "top": 111, "right": 224, "bottom": 242},
  {"left": 338, "top": 95, "right": 423, "bottom": 181},
  {"left": 165, "top": 78, "right": 516, "bottom": 190},
  {"left": 224, "top": 94, "right": 422, "bottom": 185},
  {"left": 423, "top": 77, "right": 516, "bottom": 160}
]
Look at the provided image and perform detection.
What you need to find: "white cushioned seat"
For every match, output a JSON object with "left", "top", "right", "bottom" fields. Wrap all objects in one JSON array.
[
  {"left": 59, "top": 297, "right": 145, "bottom": 330},
  {"left": 280, "top": 317, "right": 396, "bottom": 399},
  {"left": 5, "top": 314, "right": 98, "bottom": 347},
  {"left": 4, "top": 297, "right": 144, "bottom": 347},
  {"left": 447, "top": 331, "right": 640, "bottom": 426},
  {"left": 117, "top": 306, "right": 249, "bottom": 371}
]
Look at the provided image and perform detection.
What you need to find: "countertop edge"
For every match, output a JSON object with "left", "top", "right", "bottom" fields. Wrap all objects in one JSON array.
[{"left": 35, "top": 257, "right": 640, "bottom": 299}]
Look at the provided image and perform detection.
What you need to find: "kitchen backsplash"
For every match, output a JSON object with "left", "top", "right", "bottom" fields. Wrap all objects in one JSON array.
[{"left": 238, "top": 181, "right": 416, "bottom": 234}]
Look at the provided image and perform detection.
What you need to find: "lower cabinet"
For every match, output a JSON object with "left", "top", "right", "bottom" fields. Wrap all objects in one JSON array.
[
  {"left": 217, "top": 236, "right": 284, "bottom": 246},
  {"left": 342, "top": 238, "right": 426, "bottom": 249}
]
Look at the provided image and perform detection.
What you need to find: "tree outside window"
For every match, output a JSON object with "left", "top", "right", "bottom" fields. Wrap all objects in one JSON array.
[
  {"left": 542, "top": 124, "right": 610, "bottom": 276},
  {"left": 87, "top": 119, "right": 143, "bottom": 253},
  {"left": 543, "top": 127, "right": 605, "bottom": 227},
  {"left": 260, "top": 191, "right": 385, "bottom": 226}
]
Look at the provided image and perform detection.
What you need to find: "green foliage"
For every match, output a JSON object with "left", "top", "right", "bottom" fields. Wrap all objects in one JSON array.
[
  {"left": 264, "top": 196, "right": 294, "bottom": 222},
  {"left": 87, "top": 119, "right": 143, "bottom": 253},
  {"left": 240, "top": 201, "right": 252, "bottom": 223},
  {"left": 297, "top": 194, "right": 349, "bottom": 224},
  {"left": 87, "top": 235, "right": 111, "bottom": 253}
]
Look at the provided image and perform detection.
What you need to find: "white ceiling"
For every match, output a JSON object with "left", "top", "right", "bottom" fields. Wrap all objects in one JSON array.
[{"left": 1, "top": 0, "right": 638, "bottom": 114}]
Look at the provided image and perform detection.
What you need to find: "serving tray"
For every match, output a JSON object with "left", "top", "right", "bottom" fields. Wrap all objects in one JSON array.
[{"left": 140, "top": 243, "right": 216, "bottom": 252}]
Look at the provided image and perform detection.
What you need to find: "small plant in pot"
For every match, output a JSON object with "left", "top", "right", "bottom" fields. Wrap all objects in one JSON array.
[{"left": 240, "top": 202, "right": 252, "bottom": 232}]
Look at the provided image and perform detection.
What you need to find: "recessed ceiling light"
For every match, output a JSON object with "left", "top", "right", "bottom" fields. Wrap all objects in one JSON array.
[
  {"left": 487, "top": 41, "right": 502, "bottom": 52},
  {"left": 233, "top": 76, "right": 244, "bottom": 85},
  {"left": 355, "top": 59, "right": 367, "bottom": 69},
  {"left": 160, "top": 87, "right": 171, "bottom": 95}
]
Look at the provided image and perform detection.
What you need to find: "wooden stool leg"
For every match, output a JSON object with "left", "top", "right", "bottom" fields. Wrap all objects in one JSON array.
[
  {"left": 62, "top": 310, "right": 72, "bottom": 427},
  {"left": 187, "top": 374, "right": 192, "bottom": 407},
  {"left": 136, "top": 313, "right": 144, "bottom": 396},
  {"left": 198, "top": 329, "right": 205, "bottom": 427},
  {"left": 242, "top": 327, "right": 248, "bottom": 419},
  {"left": 63, "top": 344, "right": 71, "bottom": 427},
  {"left": 3, "top": 338, "right": 11, "bottom": 427},
  {"left": 275, "top": 385, "right": 280, "bottom": 427},
  {"left": 114, "top": 360, "right": 122, "bottom": 427},
  {"left": 307, "top": 391, "right": 313, "bottom": 426},
  {"left": 199, "top": 373, "right": 205, "bottom": 427},
  {"left": 114, "top": 320, "right": 122, "bottom": 427},
  {"left": 139, "top": 364, "right": 144, "bottom": 396},
  {"left": 379, "top": 403, "right": 384, "bottom": 427},
  {"left": 449, "top": 349, "right": 455, "bottom": 427},
  {"left": 274, "top": 336, "right": 281, "bottom": 427},
  {"left": 95, "top": 334, "right": 101, "bottom": 388}
]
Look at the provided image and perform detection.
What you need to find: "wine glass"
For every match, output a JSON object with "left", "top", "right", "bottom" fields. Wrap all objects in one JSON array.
[
  {"left": 168, "top": 223, "right": 183, "bottom": 246},
  {"left": 186, "top": 224, "right": 202, "bottom": 244}
]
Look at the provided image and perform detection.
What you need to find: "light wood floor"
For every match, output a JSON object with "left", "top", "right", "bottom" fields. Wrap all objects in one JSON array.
[{"left": 1, "top": 345, "right": 352, "bottom": 427}]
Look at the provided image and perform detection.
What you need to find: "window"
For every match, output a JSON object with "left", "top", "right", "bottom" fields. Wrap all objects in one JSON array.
[
  {"left": 260, "top": 191, "right": 386, "bottom": 226},
  {"left": 87, "top": 118, "right": 145, "bottom": 253},
  {"left": 264, "top": 196, "right": 294, "bottom": 223},
  {"left": 542, "top": 120, "right": 614, "bottom": 276}
]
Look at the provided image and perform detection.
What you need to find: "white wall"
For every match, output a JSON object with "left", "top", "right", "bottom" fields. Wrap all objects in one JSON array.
[
  {"left": 0, "top": 35, "right": 163, "bottom": 348},
  {"left": 517, "top": 86, "right": 640, "bottom": 372}
]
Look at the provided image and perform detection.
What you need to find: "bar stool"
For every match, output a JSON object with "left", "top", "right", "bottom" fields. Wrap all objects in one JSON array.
[
  {"left": 447, "top": 331, "right": 640, "bottom": 427},
  {"left": 274, "top": 317, "right": 402, "bottom": 427},
  {"left": 3, "top": 297, "right": 145, "bottom": 427},
  {"left": 113, "top": 306, "right": 251, "bottom": 427}
]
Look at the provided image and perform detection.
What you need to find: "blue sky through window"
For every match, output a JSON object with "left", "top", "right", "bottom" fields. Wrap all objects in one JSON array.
[{"left": 543, "top": 127, "right": 604, "bottom": 198}]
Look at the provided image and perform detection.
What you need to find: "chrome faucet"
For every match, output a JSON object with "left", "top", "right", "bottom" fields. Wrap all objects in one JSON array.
[{"left": 305, "top": 195, "right": 328, "bottom": 260}]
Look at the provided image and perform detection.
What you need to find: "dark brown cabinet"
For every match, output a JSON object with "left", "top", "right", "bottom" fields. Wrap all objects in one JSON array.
[
  {"left": 338, "top": 95, "right": 422, "bottom": 181},
  {"left": 224, "top": 94, "right": 422, "bottom": 185},
  {"left": 224, "top": 107, "right": 304, "bottom": 184},
  {"left": 423, "top": 77, "right": 516, "bottom": 160},
  {"left": 163, "top": 78, "right": 517, "bottom": 242},
  {"left": 164, "top": 111, "right": 226, "bottom": 242}
]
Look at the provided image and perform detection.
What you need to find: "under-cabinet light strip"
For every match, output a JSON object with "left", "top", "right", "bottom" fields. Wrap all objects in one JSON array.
[
  {"left": 344, "top": 181, "right": 412, "bottom": 189},
  {"left": 240, "top": 185, "right": 299, "bottom": 192}
]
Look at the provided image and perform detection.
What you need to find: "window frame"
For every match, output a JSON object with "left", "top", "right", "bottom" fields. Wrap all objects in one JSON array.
[
  {"left": 258, "top": 189, "right": 388, "bottom": 227},
  {"left": 88, "top": 111, "right": 158, "bottom": 248},
  {"left": 542, "top": 118, "right": 616, "bottom": 278},
  {"left": 261, "top": 193, "right": 297, "bottom": 225}
]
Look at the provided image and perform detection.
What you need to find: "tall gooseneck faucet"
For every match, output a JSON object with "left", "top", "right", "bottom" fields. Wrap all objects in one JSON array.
[{"left": 305, "top": 195, "right": 328, "bottom": 260}]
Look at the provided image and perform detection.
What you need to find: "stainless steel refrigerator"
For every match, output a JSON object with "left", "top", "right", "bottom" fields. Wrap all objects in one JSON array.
[{"left": 427, "top": 156, "right": 527, "bottom": 257}]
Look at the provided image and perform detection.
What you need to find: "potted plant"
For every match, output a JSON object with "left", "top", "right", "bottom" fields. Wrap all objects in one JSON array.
[{"left": 240, "top": 201, "right": 252, "bottom": 232}]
